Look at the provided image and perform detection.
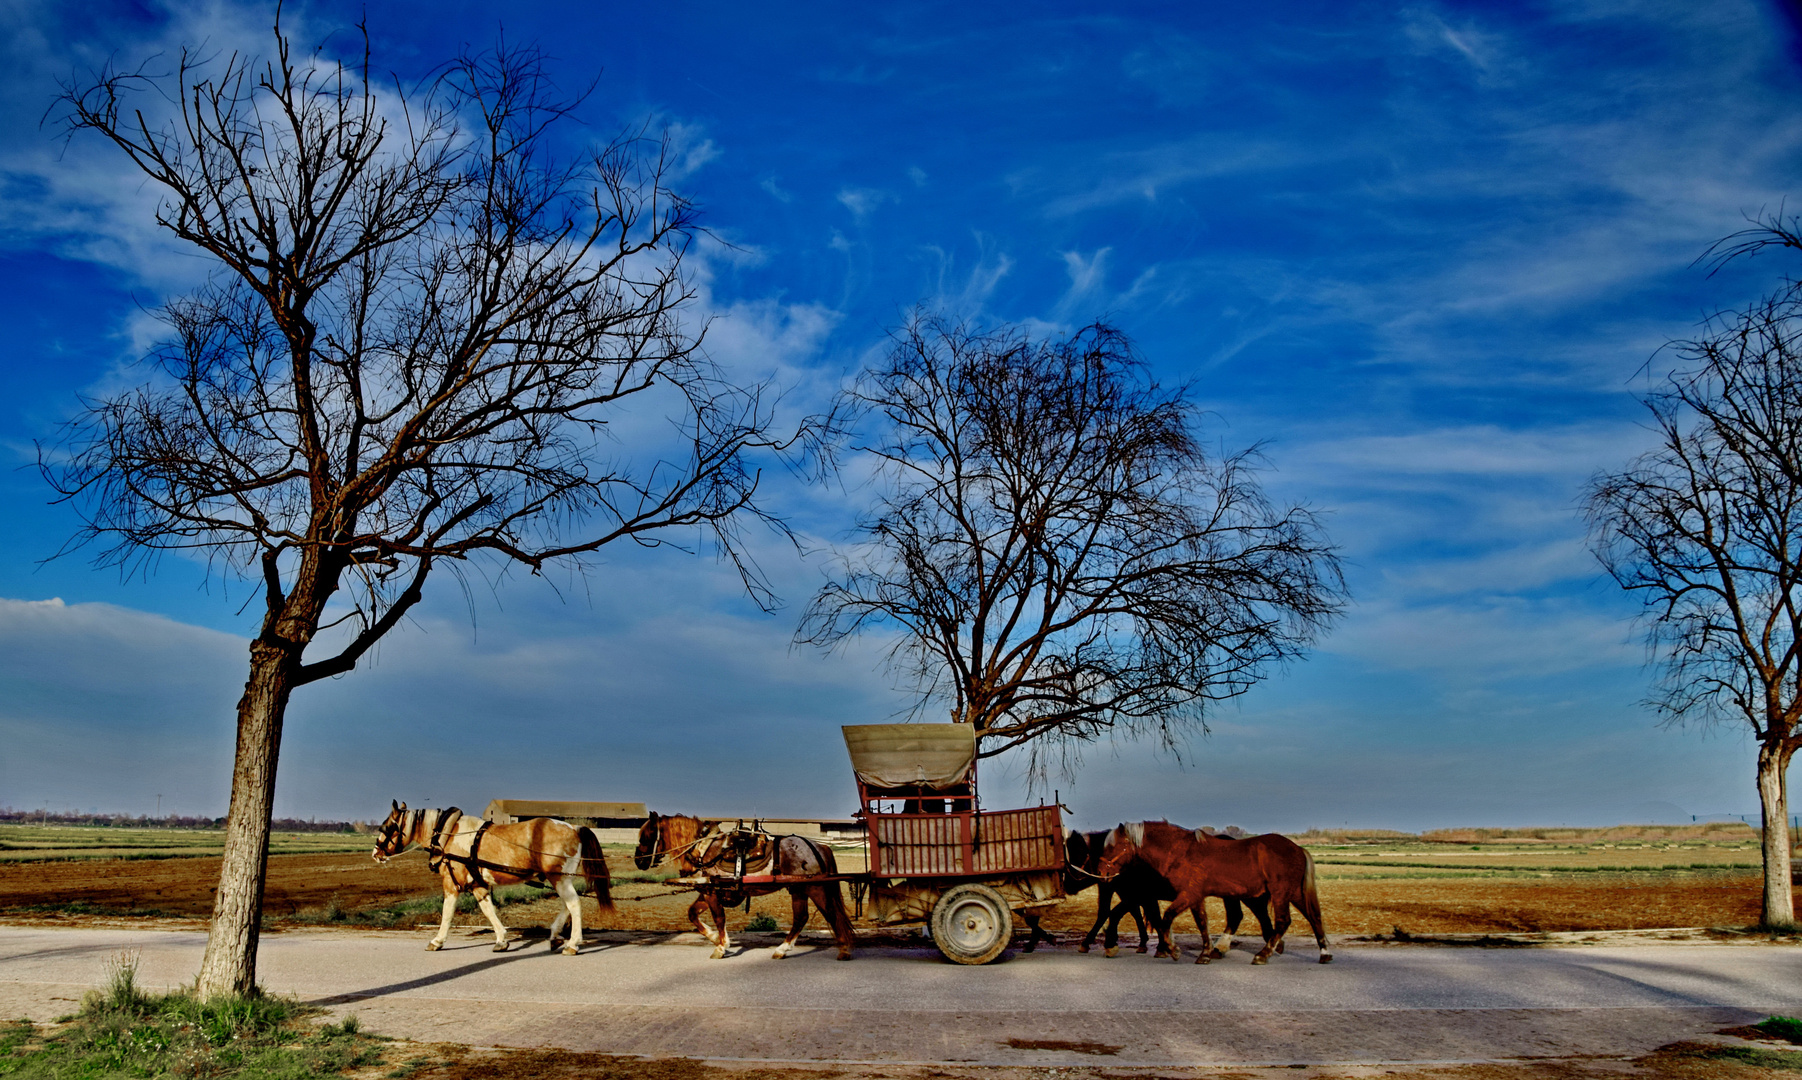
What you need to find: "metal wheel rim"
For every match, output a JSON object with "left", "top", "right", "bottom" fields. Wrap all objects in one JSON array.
[{"left": 942, "top": 895, "right": 1002, "bottom": 955}]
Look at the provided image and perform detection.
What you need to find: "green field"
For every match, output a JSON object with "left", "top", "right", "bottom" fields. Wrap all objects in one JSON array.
[
  {"left": 1295, "top": 822, "right": 1764, "bottom": 880},
  {"left": 0, "top": 824, "right": 373, "bottom": 862}
]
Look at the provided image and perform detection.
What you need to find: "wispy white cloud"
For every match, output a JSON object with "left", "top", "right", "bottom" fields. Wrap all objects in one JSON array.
[{"left": 837, "top": 185, "right": 891, "bottom": 220}]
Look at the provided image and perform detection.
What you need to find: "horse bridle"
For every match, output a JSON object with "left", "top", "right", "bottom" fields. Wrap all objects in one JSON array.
[{"left": 374, "top": 808, "right": 415, "bottom": 860}]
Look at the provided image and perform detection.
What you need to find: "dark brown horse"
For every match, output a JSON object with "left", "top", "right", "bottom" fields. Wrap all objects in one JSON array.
[
  {"left": 1026, "top": 828, "right": 1266, "bottom": 957},
  {"left": 634, "top": 812, "right": 856, "bottom": 960},
  {"left": 372, "top": 801, "right": 613, "bottom": 954},
  {"left": 1097, "top": 820, "right": 1330, "bottom": 964}
]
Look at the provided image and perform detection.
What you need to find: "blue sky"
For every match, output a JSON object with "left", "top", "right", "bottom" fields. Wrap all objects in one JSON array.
[{"left": 2, "top": 0, "right": 1799, "bottom": 832}]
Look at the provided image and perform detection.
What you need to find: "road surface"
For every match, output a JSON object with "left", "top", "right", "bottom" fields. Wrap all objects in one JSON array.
[{"left": 0, "top": 926, "right": 1795, "bottom": 1067}]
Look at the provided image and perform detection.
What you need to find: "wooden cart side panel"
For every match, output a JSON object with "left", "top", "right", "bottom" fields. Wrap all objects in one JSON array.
[
  {"left": 868, "top": 805, "right": 1063, "bottom": 878},
  {"left": 971, "top": 806, "right": 1063, "bottom": 875}
]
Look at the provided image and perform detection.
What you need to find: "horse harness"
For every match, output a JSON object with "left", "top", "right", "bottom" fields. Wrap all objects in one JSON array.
[{"left": 422, "top": 809, "right": 550, "bottom": 892}]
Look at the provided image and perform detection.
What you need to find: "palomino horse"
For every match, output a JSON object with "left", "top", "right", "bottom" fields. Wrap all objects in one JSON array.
[
  {"left": 1097, "top": 820, "right": 1330, "bottom": 964},
  {"left": 372, "top": 801, "right": 613, "bottom": 954},
  {"left": 1024, "top": 828, "right": 1264, "bottom": 958},
  {"left": 634, "top": 811, "right": 855, "bottom": 960}
]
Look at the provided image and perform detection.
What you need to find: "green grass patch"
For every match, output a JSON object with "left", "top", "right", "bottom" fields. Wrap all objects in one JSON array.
[
  {"left": 1756, "top": 1017, "right": 1802, "bottom": 1045},
  {"left": 0, "top": 900, "right": 184, "bottom": 918},
  {"left": 0, "top": 953, "right": 389, "bottom": 1079}
]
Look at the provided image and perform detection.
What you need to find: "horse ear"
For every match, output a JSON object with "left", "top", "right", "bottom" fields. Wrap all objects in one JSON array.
[{"left": 392, "top": 800, "right": 399, "bottom": 811}]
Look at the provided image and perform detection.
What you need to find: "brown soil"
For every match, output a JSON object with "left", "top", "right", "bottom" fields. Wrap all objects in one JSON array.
[
  {"left": 360, "top": 1041, "right": 1802, "bottom": 1080},
  {"left": 0, "top": 851, "right": 1766, "bottom": 936}
]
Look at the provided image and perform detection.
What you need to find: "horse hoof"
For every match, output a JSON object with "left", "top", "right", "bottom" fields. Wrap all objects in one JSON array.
[
  {"left": 1205, "top": 948, "right": 1225, "bottom": 960},
  {"left": 771, "top": 950, "right": 788, "bottom": 959},
  {"left": 492, "top": 942, "right": 510, "bottom": 953},
  {"left": 1104, "top": 947, "right": 1118, "bottom": 958},
  {"left": 425, "top": 941, "right": 443, "bottom": 952},
  {"left": 710, "top": 947, "right": 726, "bottom": 959},
  {"left": 1077, "top": 944, "right": 1090, "bottom": 954},
  {"left": 561, "top": 944, "right": 579, "bottom": 956},
  {"left": 1196, "top": 955, "right": 1210, "bottom": 964},
  {"left": 1319, "top": 954, "right": 1333, "bottom": 964},
  {"left": 836, "top": 952, "right": 853, "bottom": 961},
  {"left": 1251, "top": 955, "right": 1269, "bottom": 965},
  {"left": 1022, "top": 943, "right": 1036, "bottom": 953},
  {"left": 1136, "top": 946, "right": 1148, "bottom": 954}
]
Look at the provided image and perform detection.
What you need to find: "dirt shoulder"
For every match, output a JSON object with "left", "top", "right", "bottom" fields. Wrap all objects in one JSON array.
[{"left": 0, "top": 850, "right": 1772, "bottom": 939}]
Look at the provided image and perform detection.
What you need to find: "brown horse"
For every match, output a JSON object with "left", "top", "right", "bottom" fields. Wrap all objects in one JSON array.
[
  {"left": 1097, "top": 820, "right": 1330, "bottom": 964},
  {"left": 634, "top": 812, "right": 855, "bottom": 961},
  {"left": 372, "top": 801, "right": 613, "bottom": 954},
  {"left": 1026, "top": 828, "right": 1266, "bottom": 958}
]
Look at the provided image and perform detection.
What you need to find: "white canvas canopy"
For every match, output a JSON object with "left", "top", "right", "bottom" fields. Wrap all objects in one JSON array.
[{"left": 842, "top": 723, "right": 977, "bottom": 791}]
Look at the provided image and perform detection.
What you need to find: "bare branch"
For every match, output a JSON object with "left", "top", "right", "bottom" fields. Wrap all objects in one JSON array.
[{"left": 799, "top": 314, "right": 1346, "bottom": 780}]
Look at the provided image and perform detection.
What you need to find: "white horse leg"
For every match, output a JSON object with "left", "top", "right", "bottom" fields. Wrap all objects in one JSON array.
[
  {"left": 428, "top": 888, "right": 457, "bottom": 951},
  {"left": 773, "top": 890, "right": 808, "bottom": 959},
  {"left": 708, "top": 893, "right": 731, "bottom": 959},
  {"left": 1211, "top": 899, "right": 1235, "bottom": 959},
  {"left": 554, "top": 875, "right": 583, "bottom": 955},
  {"left": 474, "top": 889, "right": 511, "bottom": 951}
]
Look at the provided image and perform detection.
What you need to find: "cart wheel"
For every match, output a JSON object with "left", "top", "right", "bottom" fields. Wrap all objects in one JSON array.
[{"left": 930, "top": 884, "right": 1011, "bottom": 965}]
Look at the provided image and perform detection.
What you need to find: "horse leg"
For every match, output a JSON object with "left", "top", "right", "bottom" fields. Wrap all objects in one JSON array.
[
  {"left": 687, "top": 893, "right": 724, "bottom": 953},
  {"left": 472, "top": 887, "right": 512, "bottom": 952},
  {"left": 773, "top": 888, "right": 807, "bottom": 959},
  {"left": 1080, "top": 883, "right": 1112, "bottom": 953},
  {"left": 1021, "top": 913, "right": 1046, "bottom": 952},
  {"left": 709, "top": 892, "right": 732, "bottom": 959},
  {"left": 1235, "top": 895, "right": 1276, "bottom": 958},
  {"left": 1207, "top": 897, "right": 1240, "bottom": 960},
  {"left": 1252, "top": 892, "right": 1290, "bottom": 965},
  {"left": 1153, "top": 894, "right": 1191, "bottom": 963},
  {"left": 1103, "top": 894, "right": 1136, "bottom": 958},
  {"left": 815, "top": 883, "right": 856, "bottom": 961},
  {"left": 1303, "top": 895, "right": 1332, "bottom": 964},
  {"left": 1131, "top": 898, "right": 1154, "bottom": 954},
  {"left": 1191, "top": 900, "right": 1211, "bottom": 964},
  {"left": 428, "top": 878, "right": 458, "bottom": 951},
  {"left": 552, "top": 874, "right": 583, "bottom": 955}
]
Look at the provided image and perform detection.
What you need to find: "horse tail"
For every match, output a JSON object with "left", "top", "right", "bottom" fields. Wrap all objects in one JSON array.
[
  {"left": 1299, "top": 847, "right": 1331, "bottom": 957},
  {"left": 578, "top": 827, "right": 614, "bottom": 911}
]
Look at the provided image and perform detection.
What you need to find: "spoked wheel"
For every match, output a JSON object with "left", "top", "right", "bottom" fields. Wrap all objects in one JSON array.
[{"left": 930, "top": 883, "right": 1011, "bottom": 965}]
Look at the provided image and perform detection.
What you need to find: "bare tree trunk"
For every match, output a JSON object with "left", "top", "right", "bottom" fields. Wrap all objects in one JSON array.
[
  {"left": 1756, "top": 740, "right": 1795, "bottom": 931},
  {"left": 195, "top": 641, "right": 296, "bottom": 997}
]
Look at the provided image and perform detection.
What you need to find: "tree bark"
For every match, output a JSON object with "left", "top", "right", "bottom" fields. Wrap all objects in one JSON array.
[
  {"left": 195, "top": 640, "right": 297, "bottom": 997},
  {"left": 1755, "top": 739, "right": 1795, "bottom": 930}
]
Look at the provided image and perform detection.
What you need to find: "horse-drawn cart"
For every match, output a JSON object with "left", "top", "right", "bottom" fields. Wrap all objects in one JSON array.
[{"left": 842, "top": 723, "right": 1065, "bottom": 964}]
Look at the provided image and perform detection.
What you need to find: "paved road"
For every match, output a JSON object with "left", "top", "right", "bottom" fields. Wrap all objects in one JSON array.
[{"left": 1, "top": 926, "right": 1795, "bottom": 1067}]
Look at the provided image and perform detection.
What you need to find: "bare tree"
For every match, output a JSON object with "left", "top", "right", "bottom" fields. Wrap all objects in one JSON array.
[
  {"left": 799, "top": 316, "right": 1345, "bottom": 773},
  {"left": 46, "top": 26, "right": 808, "bottom": 995},
  {"left": 1586, "top": 215, "right": 1802, "bottom": 929}
]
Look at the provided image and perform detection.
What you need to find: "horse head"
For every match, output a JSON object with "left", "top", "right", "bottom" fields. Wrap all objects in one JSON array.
[
  {"left": 372, "top": 800, "right": 409, "bottom": 864},
  {"left": 1095, "top": 822, "right": 1144, "bottom": 880},
  {"left": 633, "top": 811, "right": 664, "bottom": 871}
]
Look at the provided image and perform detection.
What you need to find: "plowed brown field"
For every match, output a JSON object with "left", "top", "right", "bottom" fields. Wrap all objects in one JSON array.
[{"left": 0, "top": 849, "right": 1764, "bottom": 936}]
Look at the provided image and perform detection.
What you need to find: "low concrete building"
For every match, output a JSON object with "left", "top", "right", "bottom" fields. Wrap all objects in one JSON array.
[{"left": 482, "top": 800, "right": 646, "bottom": 826}]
